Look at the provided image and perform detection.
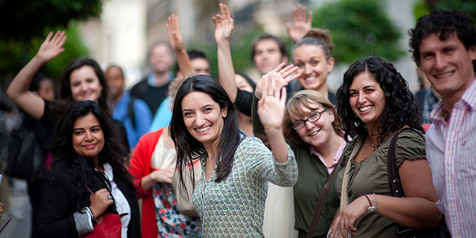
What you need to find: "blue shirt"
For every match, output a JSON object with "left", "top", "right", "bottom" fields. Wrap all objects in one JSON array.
[
  {"left": 112, "top": 92, "right": 152, "bottom": 149},
  {"left": 149, "top": 97, "right": 173, "bottom": 132}
]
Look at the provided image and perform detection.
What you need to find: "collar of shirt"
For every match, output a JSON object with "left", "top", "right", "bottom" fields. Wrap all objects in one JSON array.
[
  {"left": 430, "top": 78, "right": 476, "bottom": 124},
  {"left": 309, "top": 140, "right": 347, "bottom": 174}
]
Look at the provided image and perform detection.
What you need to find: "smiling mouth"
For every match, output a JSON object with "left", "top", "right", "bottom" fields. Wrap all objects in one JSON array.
[
  {"left": 359, "top": 106, "right": 373, "bottom": 112},
  {"left": 196, "top": 126, "right": 211, "bottom": 132},
  {"left": 309, "top": 129, "right": 321, "bottom": 136},
  {"left": 434, "top": 72, "right": 454, "bottom": 78}
]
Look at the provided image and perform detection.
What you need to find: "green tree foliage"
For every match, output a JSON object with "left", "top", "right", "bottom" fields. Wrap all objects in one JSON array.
[
  {"left": 0, "top": 0, "right": 102, "bottom": 41},
  {"left": 0, "top": 23, "right": 89, "bottom": 88},
  {"left": 426, "top": 0, "right": 476, "bottom": 24},
  {"left": 0, "top": 0, "right": 100, "bottom": 88},
  {"left": 312, "top": 0, "right": 404, "bottom": 65}
]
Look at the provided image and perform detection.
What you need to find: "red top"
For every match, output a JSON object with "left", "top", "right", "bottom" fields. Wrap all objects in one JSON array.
[{"left": 128, "top": 128, "right": 164, "bottom": 238}]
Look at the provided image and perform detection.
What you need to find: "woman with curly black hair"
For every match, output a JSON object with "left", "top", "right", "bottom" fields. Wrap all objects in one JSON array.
[
  {"left": 328, "top": 56, "right": 442, "bottom": 237},
  {"left": 36, "top": 101, "right": 140, "bottom": 238}
]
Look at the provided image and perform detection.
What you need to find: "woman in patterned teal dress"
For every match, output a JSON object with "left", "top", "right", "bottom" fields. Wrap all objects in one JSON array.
[{"left": 169, "top": 71, "right": 299, "bottom": 237}]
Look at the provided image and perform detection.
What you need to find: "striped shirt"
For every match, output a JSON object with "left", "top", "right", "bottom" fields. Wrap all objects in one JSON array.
[{"left": 427, "top": 78, "right": 476, "bottom": 238}]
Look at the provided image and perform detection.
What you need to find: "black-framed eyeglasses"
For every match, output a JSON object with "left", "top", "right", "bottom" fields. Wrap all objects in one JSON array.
[{"left": 292, "top": 109, "right": 327, "bottom": 130}]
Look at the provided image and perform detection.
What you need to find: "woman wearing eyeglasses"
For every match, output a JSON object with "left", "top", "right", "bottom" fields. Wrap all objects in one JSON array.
[{"left": 253, "top": 69, "right": 346, "bottom": 237}]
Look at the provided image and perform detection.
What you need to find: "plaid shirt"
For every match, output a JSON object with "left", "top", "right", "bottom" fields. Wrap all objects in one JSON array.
[{"left": 415, "top": 87, "right": 441, "bottom": 124}]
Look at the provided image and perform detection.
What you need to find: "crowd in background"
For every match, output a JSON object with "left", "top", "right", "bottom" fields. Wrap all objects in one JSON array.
[{"left": 0, "top": 3, "right": 475, "bottom": 238}]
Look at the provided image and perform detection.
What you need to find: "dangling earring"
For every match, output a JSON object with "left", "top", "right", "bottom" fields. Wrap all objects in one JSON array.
[{"left": 354, "top": 120, "right": 360, "bottom": 127}]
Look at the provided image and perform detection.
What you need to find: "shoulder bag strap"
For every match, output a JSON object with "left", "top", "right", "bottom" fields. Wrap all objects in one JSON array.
[
  {"left": 387, "top": 127, "right": 425, "bottom": 197},
  {"left": 306, "top": 158, "right": 342, "bottom": 238},
  {"left": 387, "top": 127, "right": 428, "bottom": 235},
  {"left": 307, "top": 139, "right": 361, "bottom": 238}
]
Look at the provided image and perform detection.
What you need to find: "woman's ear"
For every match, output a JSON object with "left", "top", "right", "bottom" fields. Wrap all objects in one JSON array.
[
  {"left": 222, "top": 106, "right": 228, "bottom": 118},
  {"left": 328, "top": 108, "right": 335, "bottom": 123}
]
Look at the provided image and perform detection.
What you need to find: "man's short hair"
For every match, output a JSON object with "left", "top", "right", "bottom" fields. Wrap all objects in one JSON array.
[
  {"left": 175, "top": 49, "right": 210, "bottom": 73},
  {"left": 409, "top": 9, "right": 476, "bottom": 68},
  {"left": 250, "top": 33, "right": 288, "bottom": 63}
]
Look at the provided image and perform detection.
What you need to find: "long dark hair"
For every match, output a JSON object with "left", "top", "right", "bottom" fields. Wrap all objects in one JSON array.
[
  {"left": 50, "top": 100, "right": 132, "bottom": 209},
  {"left": 169, "top": 75, "right": 241, "bottom": 184},
  {"left": 58, "top": 57, "right": 110, "bottom": 114},
  {"left": 336, "top": 56, "right": 422, "bottom": 145}
]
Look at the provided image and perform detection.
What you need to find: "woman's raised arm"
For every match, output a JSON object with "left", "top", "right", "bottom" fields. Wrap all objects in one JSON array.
[{"left": 7, "top": 31, "right": 66, "bottom": 119}]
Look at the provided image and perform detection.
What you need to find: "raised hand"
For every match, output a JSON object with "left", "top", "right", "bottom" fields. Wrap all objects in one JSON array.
[
  {"left": 166, "top": 14, "right": 185, "bottom": 53},
  {"left": 213, "top": 3, "right": 234, "bottom": 44},
  {"left": 36, "top": 31, "right": 67, "bottom": 63},
  {"left": 255, "top": 63, "right": 300, "bottom": 99},
  {"left": 257, "top": 71, "right": 288, "bottom": 132},
  {"left": 285, "top": 4, "right": 313, "bottom": 43}
]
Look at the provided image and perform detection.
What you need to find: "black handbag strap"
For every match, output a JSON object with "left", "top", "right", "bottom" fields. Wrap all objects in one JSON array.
[
  {"left": 306, "top": 157, "right": 342, "bottom": 238},
  {"left": 387, "top": 127, "right": 425, "bottom": 198},
  {"left": 387, "top": 127, "right": 424, "bottom": 235}
]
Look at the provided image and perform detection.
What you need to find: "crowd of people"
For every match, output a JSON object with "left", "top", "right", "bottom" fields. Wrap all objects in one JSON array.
[{"left": 0, "top": 3, "right": 475, "bottom": 238}]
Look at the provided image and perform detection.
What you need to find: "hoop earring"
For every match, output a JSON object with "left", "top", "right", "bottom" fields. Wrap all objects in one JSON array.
[{"left": 354, "top": 120, "right": 360, "bottom": 127}]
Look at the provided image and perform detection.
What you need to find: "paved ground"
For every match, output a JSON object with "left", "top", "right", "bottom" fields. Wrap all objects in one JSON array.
[{"left": 0, "top": 178, "right": 31, "bottom": 238}]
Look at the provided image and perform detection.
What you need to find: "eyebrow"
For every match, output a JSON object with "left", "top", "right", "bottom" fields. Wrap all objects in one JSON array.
[{"left": 73, "top": 124, "right": 101, "bottom": 131}]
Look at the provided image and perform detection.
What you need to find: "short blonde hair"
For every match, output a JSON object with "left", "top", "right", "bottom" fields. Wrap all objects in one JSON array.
[{"left": 283, "top": 90, "right": 342, "bottom": 144}]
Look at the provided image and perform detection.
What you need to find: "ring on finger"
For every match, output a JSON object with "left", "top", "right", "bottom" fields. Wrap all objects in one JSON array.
[
  {"left": 267, "top": 92, "right": 275, "bottom": 96},
  {"left": 107, "top": 195, "right": 112, "bottom": 200}
]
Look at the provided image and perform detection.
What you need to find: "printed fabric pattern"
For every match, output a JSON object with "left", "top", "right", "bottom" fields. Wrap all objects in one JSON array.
[{"left": 153, "top": 183, "right": 201, "bottom": 237}]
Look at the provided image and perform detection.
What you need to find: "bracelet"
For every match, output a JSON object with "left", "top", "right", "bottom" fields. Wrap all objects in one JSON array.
[
  {"left": 363, "top": 194, "right": 377, "bottom": 213},
  {"left": 84, "top": 206, "right": 97, "bottom": 224},
  {"left": 373, "top": 193, "right": 378, "bottom": 211}
]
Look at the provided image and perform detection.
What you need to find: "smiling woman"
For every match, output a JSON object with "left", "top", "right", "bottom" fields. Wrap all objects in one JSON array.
[
  {"left": 169, "top": 74, "right": 298, "bottom": 237},
  {"left": 291, "top": 29, "right": 336, "bottom": 104},
  {"left": 328, "top": 56, "right": 442, "bottom": 237},
  {"left": 72, "top": 113, "right": 105, "bottom": 160},
  {"left": 35, "top": 101, "right": 140, "bottom": 238}
]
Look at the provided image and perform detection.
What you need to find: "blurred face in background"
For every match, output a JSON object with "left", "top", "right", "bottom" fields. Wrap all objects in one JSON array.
[
  {"left": 190, "top": 58, "right": 211, "bottom": 76},
  {"left": 37, "top": 78, "right": 56, "bottom": 101},
  {"left": 149, "top": 43, "right": 174, "bottom": 74},
  {"left": 253, "top": 39, "right": 287, "bottom": 75},
  {"left": 292, "top": 44, "right": 334, "bottom": 92},
  {"left": 70, "top": 66, "right": 103, "bottom": 103},
  {"left": 105, "top": 66, "right": 125, "bottom": 101},
  {"left": 235, "top": 74, "right": 254, "bottom": 93}
]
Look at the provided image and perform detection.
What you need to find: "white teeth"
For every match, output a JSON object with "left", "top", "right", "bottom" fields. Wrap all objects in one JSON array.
[
  {"left": 435, "top": 72, "right": 453, "bottom": 78},
  {"left": 309, "top": 129, "right": 320, "bottom": 136},
  {"left": 196, "top": 126, "right": 210, "bottom": 132},
  {"left": 359, "top": 106, "right": 372, "bottom": 112},
  {"left": 305, "top": 77, "right": 315, "bottom": 81}
]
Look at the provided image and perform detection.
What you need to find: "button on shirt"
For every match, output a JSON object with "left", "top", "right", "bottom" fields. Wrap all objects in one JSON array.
[{"left": 427, "top": 79, "right": 476, "bottom": 238}]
